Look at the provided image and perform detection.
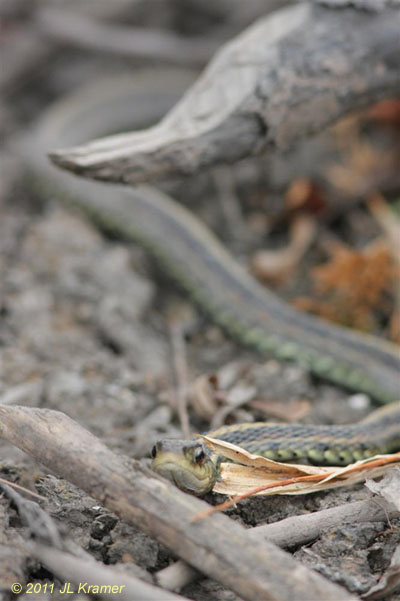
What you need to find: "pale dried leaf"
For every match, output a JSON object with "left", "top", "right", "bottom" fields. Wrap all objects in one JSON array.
[
  {"left": 201, "top": 436, "right": 400, "bottom": 497},
  {"left": 216, "top": 360, "right": 249, "bottom": 390},
  {"left": 251, "top": 215, "right": 316, "bottom": 283},
  {"left": 363, "top": 544, "right": 400, "bottom": 600},
  {"left": 202, "top": 435, "right": 331, "bottom": 476},
  {"left": 368, "top": 195, "right": 400, "bottom": 270},
  {"left": 247, "top": 399, "right": 311, "bottom": 421},
  {"left": 225, "top": 384, "right": 257, "bottom": 407},
  {"left": 365, "top": 467, "right": 400, "bottom": 510},
  {"left": 190, "top": 374, "right": 218, "bottom": 420},
  {"left": 210, "top": 384, "right": 257, "bottom": 429}
]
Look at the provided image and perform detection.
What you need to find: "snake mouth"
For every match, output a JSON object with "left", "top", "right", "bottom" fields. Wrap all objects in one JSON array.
[
  {"left": 151, "top": 439, "right": 218, "bottom": 496},
  {"left": 152, "top": 461, "right": 213, "bottom": 496}
]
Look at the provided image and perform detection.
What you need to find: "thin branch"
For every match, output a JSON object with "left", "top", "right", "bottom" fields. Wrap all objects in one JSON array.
[
  {"left": 0, "top": 482, "right": 62, "bottom": 547},
  {"left": 0, "top": 478, "right": 46, "bottom": 501},
  {"left": 169, "top": 322, "right": 191, "bottom": 439},
  {"left": 249, "top": 496, "right": 399, "bottom": 547},
  {"left": 50, "top": 3, "right": 400, "bottom": 184}
]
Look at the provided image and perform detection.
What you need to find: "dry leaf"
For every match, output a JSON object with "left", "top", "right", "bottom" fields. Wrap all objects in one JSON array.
[
  {"left": 365, "top": 466, "right": 400, "bottom": 511},
  {"left": 247, "top": 399, "right": 311, "bottom": 422},
  {"left": 368, "top": 194, "right": 400, "bottom": 342},
  {"left": 285, "top": 178, "right": 325, "bottom": 214},
  {"left": 363, "top": 544, "right": 400, "bottom": 600},
  {"left": 367, "top": 99, "right": 400, "bottom": 127},
  {"left": 189, "top": 374, "right": 219, "bottom": 421},
  {"left": 294, "top": 240, "right": 396, "bottom": 333},
  {"left": 210, "top": 384, "right": 256, "bottom": 430},
  {"left": 200, "top": 436, "right": 400, "bottom": 498},
  {"left": 251, "top": 214, "right": 316, "bottom": 283},
  {"left": 324, "top": 125, "right": 394, "bottom": 197}
]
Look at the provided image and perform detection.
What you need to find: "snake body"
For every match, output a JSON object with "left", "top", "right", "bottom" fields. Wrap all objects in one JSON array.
[
  {"left": 151, "top": 402, "right": 400, "bottom": 495},
  {"left": 21, "top": 69, "right": 400, "bottom": 493},
  {"left": 208, "top": 402, "right": 400, "bottom": 464},
  {"left": 23, "top": 69, "right": 400, "bottom": 404}
]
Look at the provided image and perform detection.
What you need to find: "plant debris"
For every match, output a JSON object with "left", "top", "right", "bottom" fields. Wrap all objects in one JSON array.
[
  {"left": 194, "top": 435, "right": 400, "bottom": 514},
  {"left": 294, "top": 240, "right": 397, "bottom": 334}
]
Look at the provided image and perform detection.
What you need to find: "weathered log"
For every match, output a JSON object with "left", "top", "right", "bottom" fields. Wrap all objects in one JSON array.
[{"left": 50, "top": 3, "right": 400, "bottom": 184}]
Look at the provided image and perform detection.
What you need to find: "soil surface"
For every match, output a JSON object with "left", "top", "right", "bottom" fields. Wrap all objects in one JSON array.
[{"left": 1, "top": 2, "right": 399, "bottom": 601}]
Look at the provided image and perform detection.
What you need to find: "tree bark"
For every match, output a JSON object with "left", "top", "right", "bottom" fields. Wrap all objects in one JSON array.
[{"left": 50, "top": 3, "right": 400, "bottom": 185}]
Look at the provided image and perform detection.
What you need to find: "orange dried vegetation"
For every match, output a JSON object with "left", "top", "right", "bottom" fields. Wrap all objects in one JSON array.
[
  {"left": 294, "top": 241, "right": 397, "bottom": 334},
  {"left": 367, "top": 99, "right": 400, "bottom": 127}
]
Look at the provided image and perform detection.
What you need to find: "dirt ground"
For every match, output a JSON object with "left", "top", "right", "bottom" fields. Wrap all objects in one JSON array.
[{"left": 1, "top": 2, "right": 400, "bottom": 601}]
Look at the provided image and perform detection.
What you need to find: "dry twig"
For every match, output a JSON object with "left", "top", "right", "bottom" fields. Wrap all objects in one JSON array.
[
  {"left": 29, "top": 543, "right": 187, "bottom": 601},
  {"left": 251, "top": 215, "right": 316, "bottom": 283},
  {"left": 157, "top": 494, "right": 399, "bottom": 592},
  {"left": 169, "top": 321, "right": 191, "bottom": 439}
]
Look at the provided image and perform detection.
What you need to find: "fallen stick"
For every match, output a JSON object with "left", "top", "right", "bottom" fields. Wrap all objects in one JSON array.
[
  {"left": 49, "top": 3, "right": 400, "bottom": 184},
  {"left": 250, "top": 496, "right": 399, "bottom": 548},
  {"left": 28, "top": 543, "right": 187, "bottom": 601},
  {"left": 157, "top": 496, "right": 399, "bottom": 591}
]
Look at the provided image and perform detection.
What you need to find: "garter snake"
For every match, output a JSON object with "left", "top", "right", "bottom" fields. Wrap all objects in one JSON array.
[
  {"left": 20, "top": 69, "right": 400, "bottom": 493},
  {"left": 151, "top": 402, "right": 400, "bottom": 495}
]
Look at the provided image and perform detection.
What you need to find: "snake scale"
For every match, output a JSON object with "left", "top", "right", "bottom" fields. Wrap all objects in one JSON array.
[{"left": 21, "top": 69, "right": 400, "bottom": 495}]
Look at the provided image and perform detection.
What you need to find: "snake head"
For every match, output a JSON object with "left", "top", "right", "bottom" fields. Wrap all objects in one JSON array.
[{"left": 151, "top": 439, "right": 218, "bottom": 496}]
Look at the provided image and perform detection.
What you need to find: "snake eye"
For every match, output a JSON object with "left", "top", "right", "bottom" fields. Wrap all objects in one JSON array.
[
  {"left": 151, "top": 445, "right": 157, "bottom": 459},
  {"left": 194, "top": 446, "right": 206, "bottom": 464}
]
